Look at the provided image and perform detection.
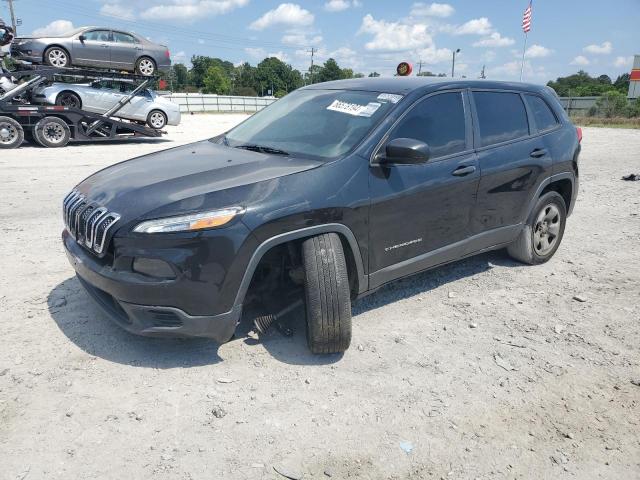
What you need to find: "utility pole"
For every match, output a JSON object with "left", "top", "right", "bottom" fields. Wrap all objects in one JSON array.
[
  {"left": 308, "top": 47, "right": 317, "bottom": 84},
  {"left": 417, "top": 60, "right": 424, "bottom": 75},
  {"left": 451, "top": 48, "right": 460, "bottom": 78},
  {"left": 2, "top": 0, "right": 17, "bottom": 35},
  {"left": 480, "top": 65, "right": 486, "bottom": 79}
]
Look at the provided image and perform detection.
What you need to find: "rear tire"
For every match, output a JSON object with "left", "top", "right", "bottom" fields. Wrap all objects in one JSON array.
[
  {"left": 33, "top": 117, "right": 71, "bottom": 148},
  {"left": 135, "top": 57, "right": 156, "bottom": 76},
  {"left": 302, "top": 233, "right": 352, "bottom": 354},
  {"left": 56, "top": 91, "right": 82, "bottom": 109},
  {"left": 507, "top": 191, "right": 567, "bottom": 265},
  {"left": 147, "top": 110, "right": 167, "bottom": 129},
  {"left": 44, "top": 46, "right": 70, "bottom": 68},
  {"left": 0, "top": 116, "right": 24, "bottom": 149}
]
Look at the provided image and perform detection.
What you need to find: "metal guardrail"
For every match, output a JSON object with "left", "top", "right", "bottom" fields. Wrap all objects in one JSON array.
[{"left": 165, "top": 93, "right": 277, "bottom": 113}]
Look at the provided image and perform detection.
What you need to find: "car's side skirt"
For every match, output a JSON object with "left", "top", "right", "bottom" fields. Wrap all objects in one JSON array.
[{"left": 368, "top": 224, "right": 523, "bottom": 290}]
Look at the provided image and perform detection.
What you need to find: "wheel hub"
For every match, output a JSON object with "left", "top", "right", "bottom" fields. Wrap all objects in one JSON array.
[
  {"left": 533, "top": 204, "right": 561, "bottom": 255},
  {"left": 0, "top": 126, "right": 10, "bottom": 140}
]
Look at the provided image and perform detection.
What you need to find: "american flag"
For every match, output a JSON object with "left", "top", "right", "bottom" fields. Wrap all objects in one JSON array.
[{"left": 522, "top": 2, "right": 533, "bottom": 33}]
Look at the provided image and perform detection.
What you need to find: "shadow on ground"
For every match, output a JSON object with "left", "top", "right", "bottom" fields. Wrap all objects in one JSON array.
[{"left": 48, "top": 250, "right": 518, "bottom": 367}]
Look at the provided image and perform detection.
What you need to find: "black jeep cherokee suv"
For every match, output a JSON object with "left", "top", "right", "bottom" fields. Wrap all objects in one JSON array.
[{"left": 62, "top": 78, "right": 580, "bottom": 354}]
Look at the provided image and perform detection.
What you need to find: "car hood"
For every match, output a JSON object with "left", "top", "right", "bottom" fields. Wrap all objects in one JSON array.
[{"left": 75, "top": 140, "right": 323, "bottom": 222}]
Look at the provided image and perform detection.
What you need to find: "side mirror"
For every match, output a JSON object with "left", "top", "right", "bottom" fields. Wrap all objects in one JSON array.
[
  {"left": 377, "top": 137, "right": 430, "bottom": 165},
  {"left": 78, "top": 35, "right": 86, "bottom": 42}
]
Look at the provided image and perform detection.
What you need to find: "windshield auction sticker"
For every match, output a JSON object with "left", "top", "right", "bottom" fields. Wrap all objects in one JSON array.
[
  {"left": 377, "top": 93, "right": 403, "bottom": 104},
  {"left": 327, "top": 100, "right": 382, "bottom": 117}
]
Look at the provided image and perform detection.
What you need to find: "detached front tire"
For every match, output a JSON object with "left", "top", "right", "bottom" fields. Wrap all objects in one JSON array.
[
  {"left": 302, "top": 233, "right": 352, "bottom": 354},
  {"left": 507, "top": 191, "right": 567, "bottom": 265}
]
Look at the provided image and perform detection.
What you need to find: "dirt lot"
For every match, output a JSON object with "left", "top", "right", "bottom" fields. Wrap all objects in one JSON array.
[{"left": 1, "top": 115, "right": 639, "bottom": 480}]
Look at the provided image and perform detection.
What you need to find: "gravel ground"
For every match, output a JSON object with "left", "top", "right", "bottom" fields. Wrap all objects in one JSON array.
[{"left": 1, "top": 115, "right": 639, "bottom": 480}]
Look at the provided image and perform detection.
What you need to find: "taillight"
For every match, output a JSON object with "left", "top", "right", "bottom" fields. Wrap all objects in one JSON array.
[
  {"left": 165, "top": 49, "right": 170, "bottom": 59},
  {"left": 576, "top": 127, "right": 582, "bottom": 143}
]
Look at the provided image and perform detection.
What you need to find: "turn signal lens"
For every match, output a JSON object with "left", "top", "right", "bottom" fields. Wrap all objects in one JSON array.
[
  {"left": 133, "top": 207, "right": 244, "bottom": 234},
  {"left": 576, "top": 127, "right": 582, "bottom": 143}
]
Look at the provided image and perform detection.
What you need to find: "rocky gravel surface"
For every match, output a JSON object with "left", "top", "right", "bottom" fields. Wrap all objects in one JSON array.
[{"left": 1, "top": 116, "right": 639, "bottom": 479}]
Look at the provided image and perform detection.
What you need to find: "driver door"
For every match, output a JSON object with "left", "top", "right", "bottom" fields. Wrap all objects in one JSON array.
[
  {"left": 368, "top": 90, "right": 480, "bottom": 288},
  {"left": 72, "top": 29, "right": 113, "bottom": 68}
]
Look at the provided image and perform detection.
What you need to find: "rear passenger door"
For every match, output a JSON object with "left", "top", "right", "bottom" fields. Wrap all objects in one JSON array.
[
  {"left": 470, "top": 90, "right": 553, "bottom": 235},
  {"left": 111, "top": 31, "right": 138, "bottom": 70}
]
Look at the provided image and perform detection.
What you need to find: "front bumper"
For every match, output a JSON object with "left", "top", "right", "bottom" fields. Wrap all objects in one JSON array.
[{"left": 63, "top": 230, "right": 244, "bottom": 342}]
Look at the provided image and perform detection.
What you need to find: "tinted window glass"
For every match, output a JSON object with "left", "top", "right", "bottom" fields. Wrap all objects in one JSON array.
[
  {"left": 389, "top": 92, "right": 466, "bottom": 158},
  {"left": 525, "top": 94, "right": 558, "bottom": 132},
  {"left": 84, "top": 30, "right": 111, "bottom": 42},
  {"left": 474, "top": 92, "right": 529, "bottom": 147},
  {"left": 113, "top": 32, "right": 136, "bottom": 44}
]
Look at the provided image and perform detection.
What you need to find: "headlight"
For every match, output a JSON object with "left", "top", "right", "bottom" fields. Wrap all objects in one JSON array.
[{"left": 133, "top": 207, "right": 245, "bottom": 234}]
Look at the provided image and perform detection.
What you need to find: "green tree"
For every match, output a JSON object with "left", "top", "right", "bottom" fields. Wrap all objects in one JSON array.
[
  {"left": 172, "top": 64, "right": 189, "bottom": 91},
  {"left": 368, "top": 72, "right": 381, "bottom": 77},
  {"left": 202, "top": 65, "right": 231, "bottom": 94},
  {"left": 614, "top": 73, "right": 630, "bottom": 94},
  {"left": 254, "top": 57, "right": 303, "bottom": 96},
  {"left": 318, "top": 58, "right": 343, "bottom": 82},
  {"left": 190, "top": 55, "right": 234, "bottom": 88},
  {"left": 595, "top": 90, "right": 628, "bottom": 118}
]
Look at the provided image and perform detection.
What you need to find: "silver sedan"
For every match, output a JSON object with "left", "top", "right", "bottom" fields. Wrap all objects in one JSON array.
[
  {"left": 33, "top": 80, "right": 181, "bottom": 129},
  {"left": 11, "top": 26, "right": 171, "bottom": 76}
]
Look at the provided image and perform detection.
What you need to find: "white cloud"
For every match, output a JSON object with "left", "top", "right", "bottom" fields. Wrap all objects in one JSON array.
[
  {"left": 32, "top": 20, "right": 76, "bottom": 37},
  {"left": 480, "top": 50, "right": 496, "bottom": 62},
  {"left": 492, "top": 60, "right": 547, "bottom": 80},
  {"left": 473, "top": 32, "right": 514, "bottom": 48},
  {"left": 410, "top": 2, "right": 455, "bottom": 18},
  {"left": 359, "top": 14, "right": 432, "bottom": 51},
  {"left": 245, "top": 47, "right": 266, "bottom": 59},
  {"left": 141, "top": 0, "right": 249, "bottom": 21},
  {"left": 268, "top": 51, "right": 290, "bottom": 62},
  {"left": 281, "top": 32, "right": 323, "bottom": 46},
  {"left": 172, "top": 50, "right": 187, "bottom": 63},
  {"left": 454, "top": 17, "right": 492, "bottom": 35},
  {"left": 414, "top": 45, "right": 452, "bottom": 64},
  {"left": 324, "top": 0, "right": 361, "bottom": 12},
  {"left": 250, "top": 3, "right": 314, "bottom": 30},
  {"left": 583, "top": 41, "right": 612, "bottom": 55},
  {"left": 613, "top": 55, "right": 633, "bottom": 68},
  {"left": 570, "top": 55, "right": 590, "bottom": 66},
  {"left": 525, "top": 44, "right": 552, "bottom": 58},
  {"left": 328, "top": 46, "right": 362, "bottom": 69},
  {"left": 100, "top": 3, "right": 136, "bottom": 21}
]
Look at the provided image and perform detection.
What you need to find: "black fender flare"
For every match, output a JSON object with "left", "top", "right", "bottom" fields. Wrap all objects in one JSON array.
[
  {"left": 232, "top": 223, "right": 367, "bottom": 310},
  {"left": 522, "top": 172, "right": 575, "bottom": 224}
]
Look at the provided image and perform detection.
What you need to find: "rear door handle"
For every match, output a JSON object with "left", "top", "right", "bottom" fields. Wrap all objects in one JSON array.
[
  {"left": 530, "top": 148, "right": 548, "bottom": 158},
  {"left": 452, "top": 165, "right": 476, "bottom": 176}
]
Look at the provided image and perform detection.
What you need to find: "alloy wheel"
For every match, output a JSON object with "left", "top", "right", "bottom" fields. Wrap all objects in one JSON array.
[
  {"left": 138, "top": 59, "right": 155, "bottom": 76},
  {"left": 149, "top": 112, "right": 166, "bottom": 129},
  {"left": 533, "top": 204, "right": 561, "bottom": 255},
  {"left": 48, "top": 49, "right": 69, "bottom": 68}
]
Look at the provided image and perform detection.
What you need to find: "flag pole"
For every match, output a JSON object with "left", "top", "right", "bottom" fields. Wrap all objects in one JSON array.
[{"left": 520, "top": 31, "right": 528, "bottom": 81}]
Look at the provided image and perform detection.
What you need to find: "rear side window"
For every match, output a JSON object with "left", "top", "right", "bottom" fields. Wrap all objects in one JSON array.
[
  {"left": 113, "top": 32, "right": 136, "bottom": 44},
  {"left": 473, "top": 91, "right": 529, "bottom": 147},
  {"left": 389, "top": 92, "right": 467, "bottom": 159},
  {"left": 524, "top": 94, "right": 558, "bottom": 132}
]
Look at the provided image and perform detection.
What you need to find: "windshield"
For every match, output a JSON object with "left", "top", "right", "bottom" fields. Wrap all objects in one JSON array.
[{"left": 224, "top": 89, "right": 401, "bottom": 159}]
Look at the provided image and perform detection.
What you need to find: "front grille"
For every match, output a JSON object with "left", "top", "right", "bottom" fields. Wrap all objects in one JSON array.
[{"left": 63, "top": 190, "right": 121, "bottom": 256}]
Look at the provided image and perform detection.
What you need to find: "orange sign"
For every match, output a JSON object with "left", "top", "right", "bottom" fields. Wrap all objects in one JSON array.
[{"left": 396, "top": 62, "right": 413, "bottom": 76}]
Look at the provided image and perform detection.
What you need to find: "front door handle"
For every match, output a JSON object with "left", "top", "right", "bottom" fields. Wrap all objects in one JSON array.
[
  {"left": 530, "top": 148, "right": 548, "bottom": 158},
  {"left": 452, "top": 165, "right": 476, "bottom": 176}
]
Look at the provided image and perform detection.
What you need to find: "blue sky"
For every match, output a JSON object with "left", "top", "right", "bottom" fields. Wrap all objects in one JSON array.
[{"left": 4, "top": 0, "right": 638, "bottom": 83}]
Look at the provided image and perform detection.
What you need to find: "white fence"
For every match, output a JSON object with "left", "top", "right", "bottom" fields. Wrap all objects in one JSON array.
[{"left": 165, "top": 93, "right": 277, "bottom": 113}]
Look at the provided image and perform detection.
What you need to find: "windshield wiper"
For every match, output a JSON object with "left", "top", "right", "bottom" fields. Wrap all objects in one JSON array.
[{"left": 234, "top": 144, "right": 290, "bottom": 156}]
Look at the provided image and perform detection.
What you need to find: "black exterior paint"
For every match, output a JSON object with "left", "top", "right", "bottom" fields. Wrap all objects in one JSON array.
[{"left": 62, "top": 78, "right": 580, "bottom": 341}]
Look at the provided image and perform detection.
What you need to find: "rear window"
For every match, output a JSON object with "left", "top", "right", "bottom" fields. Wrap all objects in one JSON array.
[
  {"left": 474, "top": 91, "right": 529, "bottom": 147},
  {"left": 524, "top": 94, "right": 558, "bottom": 132}
]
